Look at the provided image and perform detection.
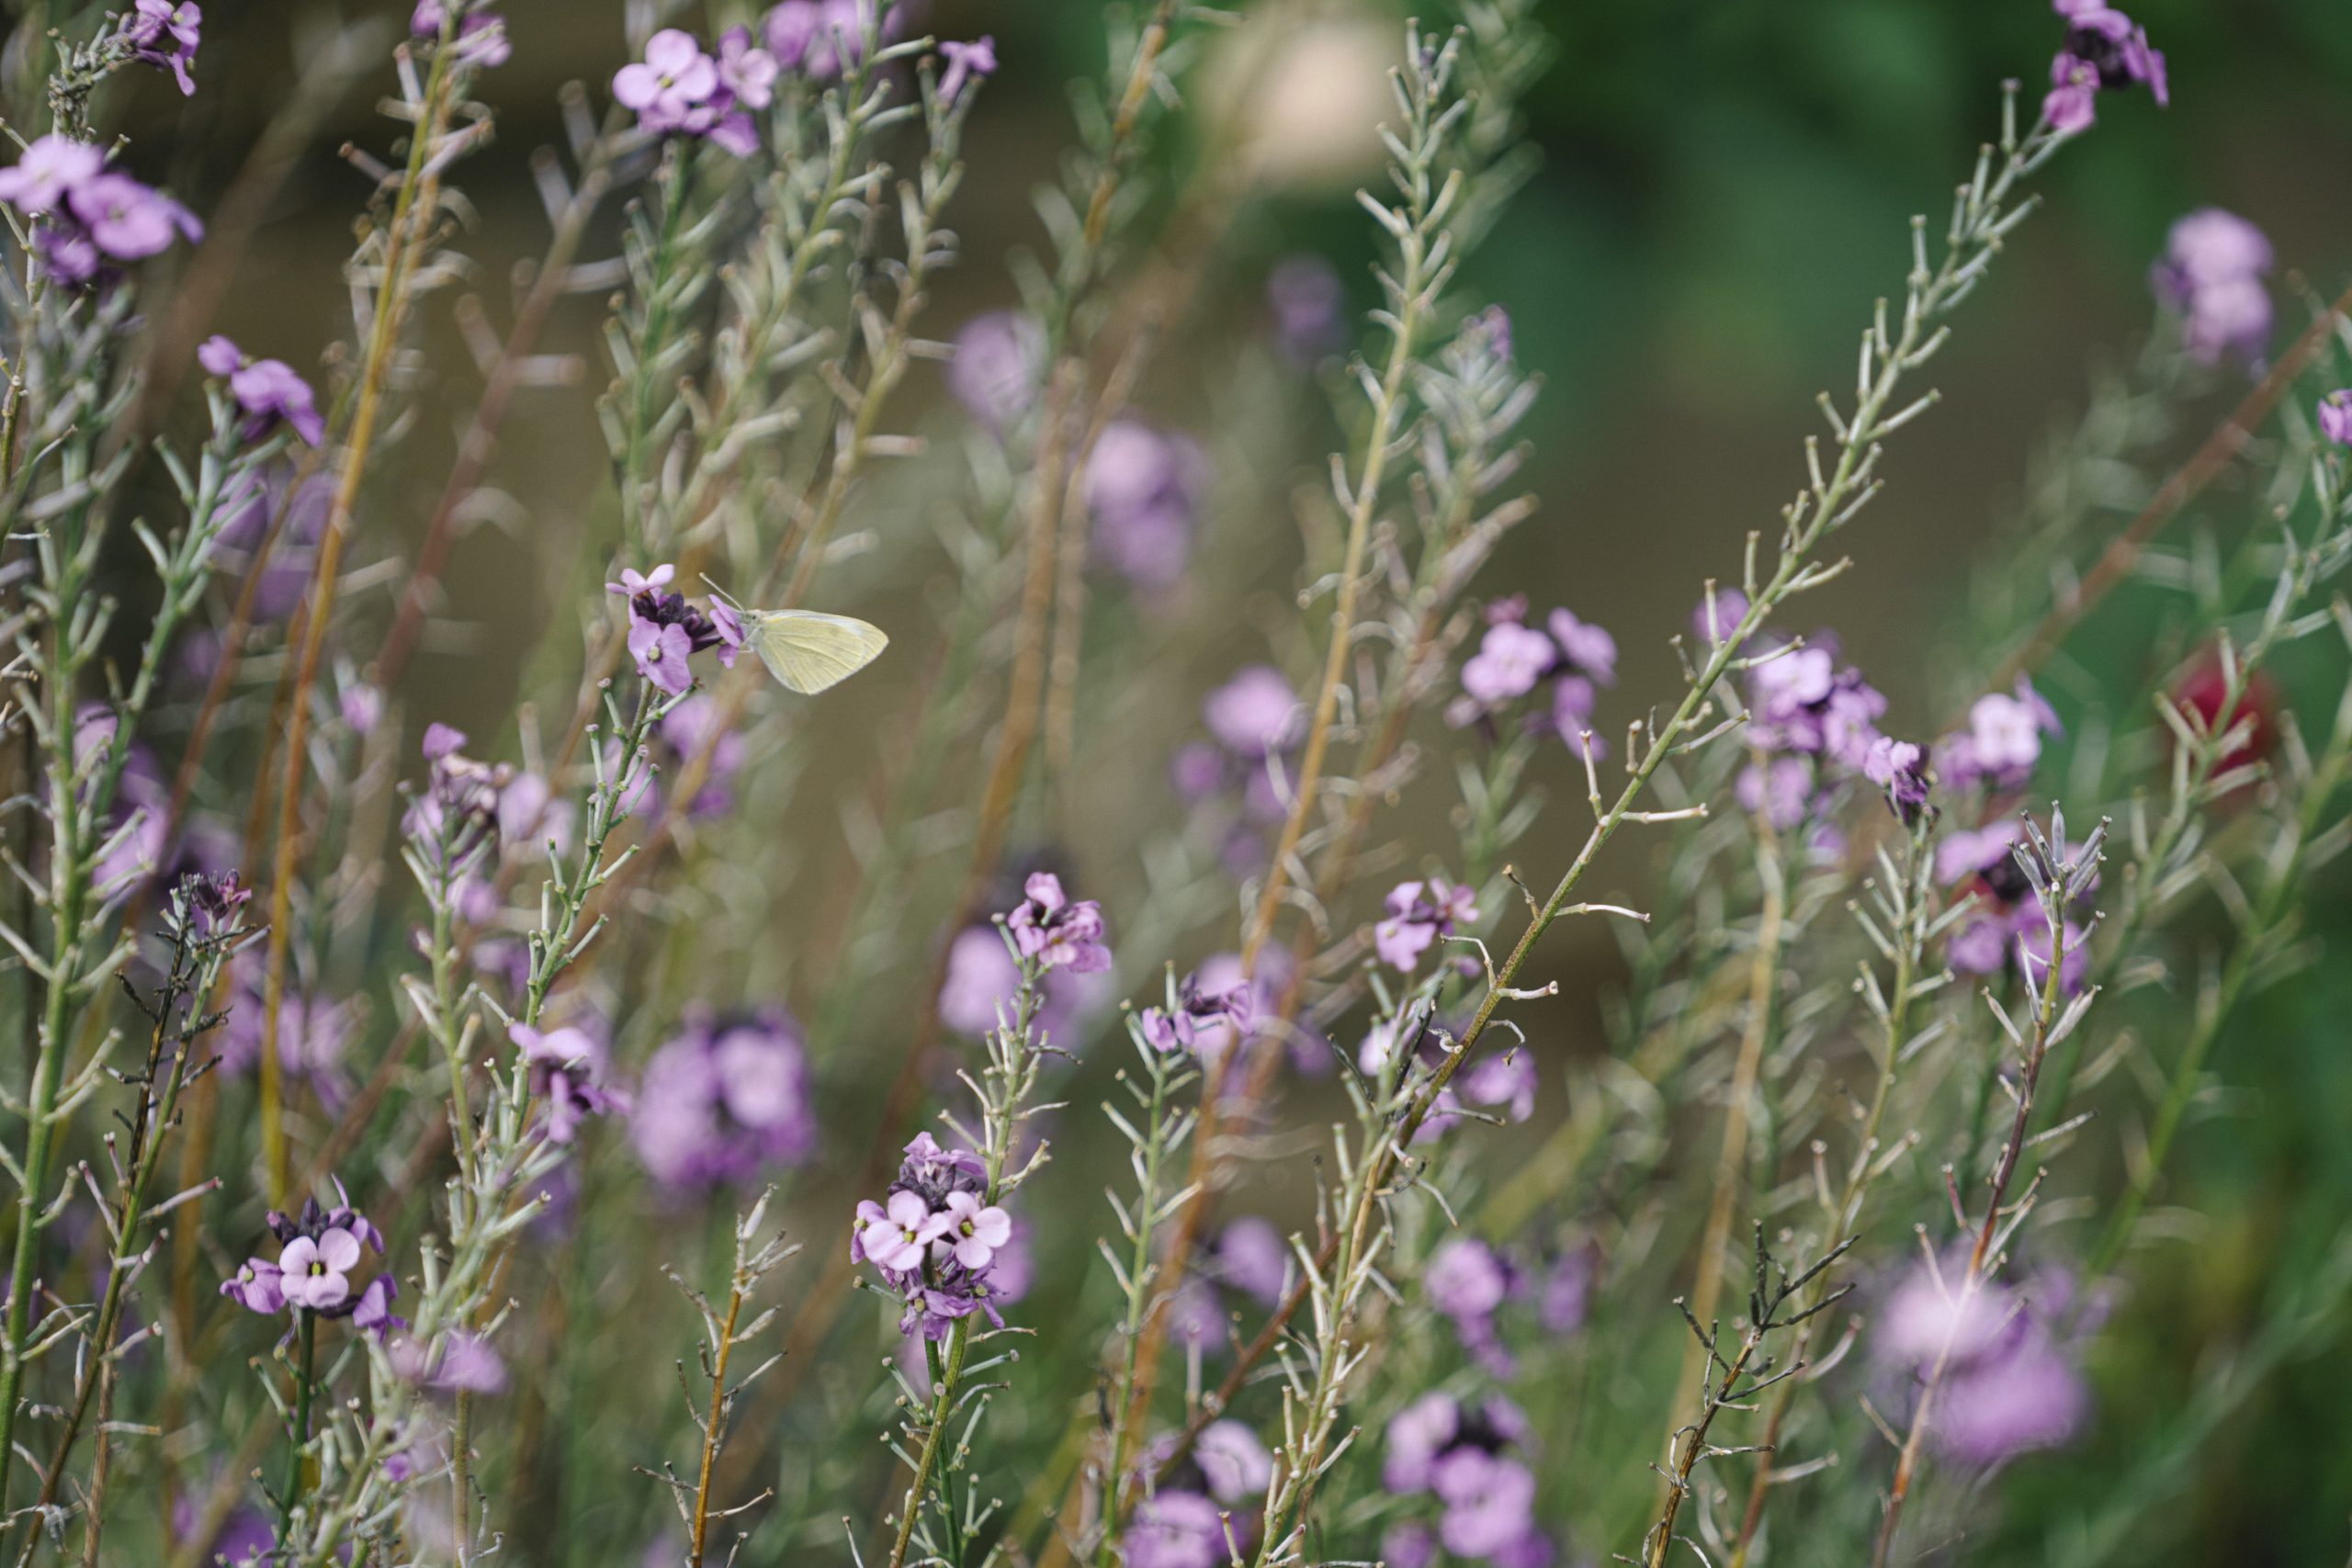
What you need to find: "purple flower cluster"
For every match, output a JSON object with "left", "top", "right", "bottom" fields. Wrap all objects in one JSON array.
[
  {"left": 1139, "top": 968, "right": 1255, "bottom": 1063},
  {"left": 1937, "top": 820, "right": 2092, "bottom": 994},
  {"left": 1085, "top": 420, "right": 1211, "bottom": 591},
  {"left": 219, "top": 945, "right": 350, "bottom": 1097},
  {"left": 1876, "top": 1264, "right": 2093, "bottom": 1465},
  {"left": 606, "top": 563, "right": 745, "bottom": 696},
  {"left": 1934, "top": 678, "right": 2061, "bottom": 795},
  {"left": 198, "top": 336, "right": 324, "bottom": 446},
  {"left": 1382, "top": 1393, "right": 1551, "bottom": 1568},
  {"left": 120, "top": 0, "right": 201, "bottom": 95},
  {"left": 1745, "top": 633, "right": 1886, "bottom": 775},
  {"left": 763, "top": 0, "right": 902, "bottom": 79},
  {"left": 1425, "top": 1237, "right": 1525, "bottom": 1376},
  {"left": 510, "top": 1022, "right": 627, "bottom": 1145},
  {"left": 1172, "top": 665, "right": 1303, "bottom": 873},
  {"left": 221, "top": 1185, "right": 398, "bottom": 1335},
  {"left": 1120, "top": 1421, "right": 1273, "bottom": 1568},
  {"left": 411, "top": 2, "right": 512, "bottom": 70},
  {"left": 1447, "top": 597, "right": 1617, "bottom": 742},
  {"left": 614, "top": 28, "right": 777, "bottom": 156},
  {"left": 632, "top": 1007, "right": 817, "bottom": 1189},
  {"left": 2151, "top": 208, "right": 2273, "bottom": 368},
  {"left": 1007, "top": 872, "right": 1112, "bottom": 976},
  {"left": 2042, "top": 0, "right": 2166, "bottom": 133},
  {"left": 938, "top": 921, "right": 1110, "bottom": 1050},
  {"left": 1374, "top": 875, "right": 1477, "bottom": 972},
  {"left": 851, "top": 1134, "right": 1015, "bottom": 1340},
  {"left": 0, "top": 135, "right": 202, "bottom": 286},
  {"left": 946, "top": 310, "right": 1046, "bottom": 433},
  {"left": 2321, "top": 389, "right": 2352, "bottom": 448},
  {"left": 1863, "top": 737, "right": 1934, "bottom": 825}
]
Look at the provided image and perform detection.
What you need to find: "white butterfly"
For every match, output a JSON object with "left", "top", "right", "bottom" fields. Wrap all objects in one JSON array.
[{"left": 713, "top": 589, "right": 889, "bottom": 694}]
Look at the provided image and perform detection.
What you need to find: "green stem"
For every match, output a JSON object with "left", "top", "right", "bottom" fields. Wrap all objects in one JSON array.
[{"left": 281, "top": 1310, "right": 319, "bottom": 1541}]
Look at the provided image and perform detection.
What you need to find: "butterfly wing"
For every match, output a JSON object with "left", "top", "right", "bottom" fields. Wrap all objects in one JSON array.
[{"left": 749, "top": 609, "right": 889, "bottom": 694}]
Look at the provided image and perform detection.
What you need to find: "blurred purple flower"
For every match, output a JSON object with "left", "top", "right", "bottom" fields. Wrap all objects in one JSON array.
[
  {"left": 2321, "top": 390, "right": 2352, "bottom": 447},
  {"left": 1876, "top": 1262, "right": 2091, "bottom": 1464},
  {"left": 1085, "top": 420, "right": 1209, "bottom": 590},
  {"left": 1122, "top": 1491, "right": 1226, "bottom": 1568},
  {"left": 1215, "top": 1216, "right": 1290, "bottom": 1307},
  {"left": 121, "top": 1, "right": 201, "bottom": 94},
  {"left": 2152, "top": 209, "right": 2273, "bottom": 367},
  {"left": 939, "top": 36, "right": 996, "bottom": 103},
  {"left": 631, "top": 1007, "right": 817, "bottom": 1189},
  {"left": 1935, "top": 679, "right": 2059, "bottom": 794},
  {"left": 1374, "top": 876, "right": 1477, "bottom": 972},
  {"left": 198, "top": 335, "right": 325, "bottom": 446},
  {"left": 947, "top": 310, "right": 1046, "bottom": 432},
  {"left": 2042, "top": 3, "right": 2165, "bottom": 132}
]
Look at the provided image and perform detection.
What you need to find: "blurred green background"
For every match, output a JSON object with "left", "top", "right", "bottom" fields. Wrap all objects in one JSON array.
[{"left": 67, "top": 0, "right": 2352, "bottom": 1558}]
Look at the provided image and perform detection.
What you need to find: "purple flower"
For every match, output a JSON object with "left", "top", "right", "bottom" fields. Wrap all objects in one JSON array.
[
  {"left": 1936, "top": 680, "right": 2059, "bottom": 794},
  {"left": 1448, "top": 600, "right": 1616, "bottom": 739},
  {"left": 1215, "top": 1217, "right": 1290, "bottom": 1307},
  {"left": 1085, "top": 421, "right": 1209, "bottom": 590},
  {"left": 854, "top": 1190, "right": 945, "bottom": 1273},
  {"left": 66, "top": 172, "right": 202, "bottom": 260},
  {"left": 1876, "top": 1263, "right": 2090, "bottom": 1464},
  {"left": 1374, "top": 876, "right": 1477, "bottom": 972},
  {"left": 1006, "top": 872, "right": 1112, "bottom": 974},
  {"left": 1864, "top": 737, "right": 1933, "bottom": 824},
  {"left": 1736, "top": 756, "right": 1814, "bottom": 832},
  {"left": 0, "top": 136, "right": 103, "bottom": 214},
  {"left": 1431, "top": 1449, "right": 1539, "bottom": 1561},
  {"left": 121, "top": 1, "right": 202, "bottom": 95},
  {"left": 220, "top": 1258, "right": 284, "bottom": 1314},
  {"left": 1384, "top": 1391, "right": 1464, "bottom": 1493},
  {"left": 2321, "top": 390, "right": 2352, "bottom": 447},
  {"left": 937, "top": 923, "right": 1108, "bottom": 1048},
  {"left": 1123, "top": 1491, "right": 1227, "bottom": 1568},
  {"left": 763, "top": 0, "right": 893, "bottom": 79},
  {"left": 616, "top": 29, "right": 719, "bottom": 130},
  {"left": 1427, "top": 1236, "right": 1510, "bottom": 1322},
  {"left": 939, "top": 36, "right": 996, "bottom": 103},
  {"left": 1462, "top": 621, "right": 1554, "bottom": 705},
  {"left": 1383, "top": 1522, "right": 1439, "bottom": 1568},
  {"left": 352, "top": 1274, "right": 404, "bottom": 1341},
  {"left": 1745, "top": 634, "right": 1886, "bottom": 773},
  {"left": 1138, "top": 970, "right": 1255, "bottom": 1064},
  {"left": 608, "top": 561, "right": 743, "bottom": 695},
  {"left": 1267, "top": 254, "right": 1345, "bottom": 366},
  {"left": 1537, "top": 1247, "right": 1591, "bottom": 1335},
  {"left": 631, "top": 1008, "right": 818, "bottom": 1189},
  {"left": 1194, "top": 1419, "right": 1273, "bottom": 1504},
  {"left": 1203, "top": 666, "right": 1301, "bottom": 759},
  {"left": 2152, "top": 209, "right": 2273, "bottom": 367},
  {"left": 198, "top": 336, "right": 325, "bottom": 446},
  {"left": 413, "top": 2, "right": 511, "bottom": 65},
  {"left": 947, "top": 310, "right": 1046, "bottom": 432},
  {"left": 511, "top": 1023, "right": 625, "bottom": 1145},
  {"left": 940, "top": 1190, "right": 1012, "bottom": 1270},
  {"left": 718, "top": 26, "right": 780, "bottom": 108},
  {"left": 2041, "top": 3, "right": 2165, "bottom": 132}
]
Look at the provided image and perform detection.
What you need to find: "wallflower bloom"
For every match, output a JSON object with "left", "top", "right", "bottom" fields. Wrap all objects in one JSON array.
[
  {"left": 940, "top": 1190, "right": 1012, "bottom": 1269},
  {"left": 1746, "top": 633, "right": 1886, "bottom": 773},
  {"left": 1084, "top": 420, "right": 1209, "bottom": 589},
  {"left": 0, "top": 136, "right": 102, "bottom": 214},
  {"left": 1864, "top": 737, "right": 1934, "bottom": 823},
  {"left": 1448, "top": 599, "right": 1617, "bottom": 739},
  {"left": 2320, "top": 389, "right": 2352, "bottom": 447},
  {"left": 1382, "top": 1393, "right": 1546, "bottom": 1564},
  {"left": 1122, "top": 1491, "right": 1226, "bottom": 1568},
  {"left": 938, "top": 36, "right": 996, "bottom": 103},
  {"left": 631, "top": 1008, "right": 817, "bottom": 1188},
  {"left": 198, "top": 336, "right": 326, "bottom": 446},
  {"left": 224, "top": 1187, "right": 386, "bottom": 1320},
  {"left": 1374, "top": 876, "right": 1477, "bottom": 971},
  {"left": 1194, "top": 1419, "right": 1275, "bottom": 1504},
  {"left": 1007, "top": 872, "right": 1112, "bottom": 974},
  {"left": 615, "top": 28, "right": 770, "bottom": 152},
  {"left": 120, "top": 0, "right": 202, "bottom": 94},
  {"left": 1936, "top": 679, "right": 2060, "bottom": 794},
  {"left": 1203, "top": 666, "right": 1301, "bottom": 759},
  {"left": 2041, "top": 1, "right": 2165, "bottom": 132},
  {"left": 2152, "top": 209, "right": 2273, "bottom": 367},
  {"left": 850, "top": 1135, "right": 1014, "bottom": 1339},
  {"left": 607, "top": 561, "right": 744, "bottom": 695},
  {"left": 936, "top": 922, "right": 1106, "bottom": 1048},
  {"left": 947, "top": 310, "right": 1046, "bottom": 431},
  {"left": 511, "top": 1023, "right": 625, "bottom": 1145},
  {"left": 1876, "top": 1264, "right": 2092, "bottom": 1464},
  {"left": 855, "top": 1190, "right": 946, "bottom": 1273},
  {"left": 67, "top": 172, "right": 203, "bottom": 260},
  {"left": 1215, "top": 1216, "right": 1290, "bottom": 1307},
  {"left": 1138, "top": 971, "right": 1254, "bottom": 1061}
]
